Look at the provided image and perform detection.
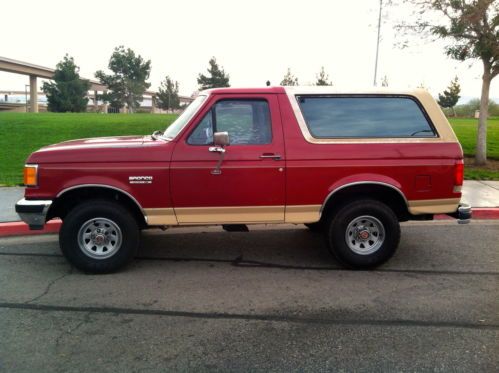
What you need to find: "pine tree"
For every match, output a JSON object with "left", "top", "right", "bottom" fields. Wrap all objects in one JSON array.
[
  {"left": 438, "top": 76, "right": 461, "bottom": 117},
  {"left": 280, "top": 68, "right": 299, "bottom": 86},
  {"left": 381, "top": 75, "right": 389, "bottom": 87},
  {"left": 156, "top": 76, "right": 180, "bottom": 112},
  {"left": 315, "top": 67, "right": 332, "bottom": 86},
  {"left": 42, "top": 54, "right": 90, "bottom": 112},
  {"left": 197, "top": 57, "right": 230, "bottom": 90},
  {"left": 96, "top": 46, "right": 151, "bottom": 113}
]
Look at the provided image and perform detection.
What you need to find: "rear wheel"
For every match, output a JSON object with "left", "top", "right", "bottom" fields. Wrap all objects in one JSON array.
[
  {"left": 59, "top": 200, "right": 140, "bottom": 273},
  {"left": 325, "top": 199, "right": 400, "bottom": 269}
]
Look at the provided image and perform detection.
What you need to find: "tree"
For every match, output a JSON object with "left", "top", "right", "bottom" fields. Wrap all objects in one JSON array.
[
  {"left": 381, "top": 75, "right": 389, "bottom": 87},
  {"left": 42, "top": 54, "right": 90, "bottom": 112},
  {"left": 95, "top": 46, "right": 151, "bottom": 113},
  {"left": 156, "top": 76, "right": 180, "bottom": 112},
  {"left": 197, "top": 57, "right": 230, "bottom": 90},
  {"left": 399, "top": 0, "right": 498, "bottom": 165},
  {"left": 280, "top": 68, "right": 299, "bottom": 86},
  {"left": 438, "top": 76, "right": 461, "bottom": 116},
  {"left": 315, "top": 67, "right": 332, "bottom": 86}
]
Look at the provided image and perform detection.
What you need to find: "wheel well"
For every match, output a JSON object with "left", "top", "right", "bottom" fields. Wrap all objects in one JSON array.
[
  {"left": 47, "top": 187, "right": 147, "bottom": 228},
  {"left": 320, "top": 184, "right": 409, "bottom": 222}
]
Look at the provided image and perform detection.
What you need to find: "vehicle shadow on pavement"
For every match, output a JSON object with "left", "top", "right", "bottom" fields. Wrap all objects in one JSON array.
[{"left": 137, "top": 227, "right": 337, "bottom": 270}]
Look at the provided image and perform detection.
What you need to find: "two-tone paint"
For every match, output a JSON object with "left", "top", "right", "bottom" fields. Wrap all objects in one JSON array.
[{"left": 23, "top": 86, "right": 464, "bottom": 227}]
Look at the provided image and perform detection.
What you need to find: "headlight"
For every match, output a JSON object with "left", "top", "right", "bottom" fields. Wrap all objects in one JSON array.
[{"left": 23, "top": 164, "right": 38, "bottom": 187}]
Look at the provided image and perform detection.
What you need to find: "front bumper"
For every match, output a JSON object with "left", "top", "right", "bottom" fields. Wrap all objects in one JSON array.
[
  {"left": 15, "top": 198, "right": 53, "bottom": 230},
  {"left": 447, "top": 203, "right": 472, "bottom": 224}
]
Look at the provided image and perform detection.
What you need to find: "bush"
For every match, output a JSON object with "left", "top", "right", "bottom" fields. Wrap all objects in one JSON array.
[{"left": 450, "top": 98, "right": 499, "bottom": 117}]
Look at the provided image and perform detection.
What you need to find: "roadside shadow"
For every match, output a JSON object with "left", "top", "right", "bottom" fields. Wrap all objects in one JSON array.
[{"left": 137, "top": 227, "right": 338, "bottom": 269}]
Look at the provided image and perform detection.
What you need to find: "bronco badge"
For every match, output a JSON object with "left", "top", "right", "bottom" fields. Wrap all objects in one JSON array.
[{"left": 129, "top": 176, "right": 153, "bottom": 184}]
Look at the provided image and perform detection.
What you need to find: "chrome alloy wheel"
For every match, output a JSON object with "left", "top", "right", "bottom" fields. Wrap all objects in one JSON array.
[
  {"left": 345, "top": 215, "right": 385, "bottom": 255},
  {"left": 77, "top": 218, "right": 122, "bottom": 259}
]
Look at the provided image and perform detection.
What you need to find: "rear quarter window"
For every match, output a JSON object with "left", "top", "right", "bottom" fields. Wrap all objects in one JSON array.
[{"left": 296, "top": 96, "right": 437, "bottom": 138}]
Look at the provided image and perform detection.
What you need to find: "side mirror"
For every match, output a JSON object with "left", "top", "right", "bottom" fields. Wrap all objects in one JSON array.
[{"left": 213, "top": 131, "right": 230, "bottom": 147}]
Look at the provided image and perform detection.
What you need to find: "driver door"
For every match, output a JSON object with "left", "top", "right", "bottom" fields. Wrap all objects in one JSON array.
[{"left": 170, "top": 94, "right": 285, "bottom": 224}]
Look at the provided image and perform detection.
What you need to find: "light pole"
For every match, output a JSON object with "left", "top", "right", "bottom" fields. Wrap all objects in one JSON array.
[{"left": 373, "top": 0, "right": 383, "bottom": 86}]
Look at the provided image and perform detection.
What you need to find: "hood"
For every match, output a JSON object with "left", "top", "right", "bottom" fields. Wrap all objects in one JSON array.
[
  {"left": 27, "top": 135, "right": 173, "bottom": 164},
  {"left": 40, "top": 136, "right": 147, "bottom": 151}
]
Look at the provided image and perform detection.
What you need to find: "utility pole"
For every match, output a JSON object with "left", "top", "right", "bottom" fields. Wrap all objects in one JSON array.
[{"left": 373, "top": 0, "right": 383, "bottom": 86}]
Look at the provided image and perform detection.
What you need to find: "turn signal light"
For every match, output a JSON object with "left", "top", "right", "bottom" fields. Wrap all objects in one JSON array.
[
  {"left": 454, "top": 160, "right": 464, "bottom": 186},
  {"left": 23, "top": 165, "right": 38, "bottom": 187}
]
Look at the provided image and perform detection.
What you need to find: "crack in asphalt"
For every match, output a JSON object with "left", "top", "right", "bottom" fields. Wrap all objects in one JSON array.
[
  {"left": 1, "top": 251, "right": 498, "bottom": 276},
  {"left": 24, "top": 267, "right": 73, "bottom": 304},
  {"left": 0, "top": 301, "right": 497, "bottom": 331},
  {"left": 54, "top": 311, "right": 92, "bottom": 350}
]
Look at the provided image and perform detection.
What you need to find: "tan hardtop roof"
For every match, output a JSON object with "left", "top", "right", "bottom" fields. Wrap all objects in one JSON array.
[
  {"left": 199, "top": 86, "right": 430, "bottom": 97},
  {"left": 284, "top": 86, "right": 430, "bottom": 97}
]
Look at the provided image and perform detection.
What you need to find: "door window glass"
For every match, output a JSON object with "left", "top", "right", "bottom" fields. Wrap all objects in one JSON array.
[{"left": 188, "top": 100, "right": 272, "bottom": 145}]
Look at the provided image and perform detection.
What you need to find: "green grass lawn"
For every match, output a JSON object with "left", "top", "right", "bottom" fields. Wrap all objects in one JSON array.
[
  {"left": 448, "top": 117, "right": 499, "bottom": 180},
  {"left": 0, "top": 113, "right": 176, "bottom": 186},
  {"left": 449, "top": 117, "right": 499, "bottom": 159},
  {"left": 0, "top": 113, "right": 498, "bottom": 185}
]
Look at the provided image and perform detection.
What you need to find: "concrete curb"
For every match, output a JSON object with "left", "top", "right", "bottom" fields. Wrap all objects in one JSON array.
[
  {"left": 0, "top": 208, "right": 498, "bottom": 237},
  {"left": 435, "top": 208, "right": 499, "bottom": 220},
  {"left": 0, "top": 220, "right": 61, "bottom": 237}
]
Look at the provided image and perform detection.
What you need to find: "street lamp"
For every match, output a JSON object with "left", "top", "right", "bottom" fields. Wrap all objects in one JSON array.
[{"left": 373, "top": 0, "right": 383, "bottom": 86}]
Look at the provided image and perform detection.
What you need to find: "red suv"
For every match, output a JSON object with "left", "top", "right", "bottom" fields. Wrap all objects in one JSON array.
[{"left": 16, "top": 87, "right": 471, "bottom": 273}]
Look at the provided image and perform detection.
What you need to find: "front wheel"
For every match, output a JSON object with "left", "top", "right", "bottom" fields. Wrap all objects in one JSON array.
[
  {"left": 326, "top": 199, "right": 400, "bottom": 269},
  {"left": 59, "top": 200, "right": 140, "bottom": 273}
]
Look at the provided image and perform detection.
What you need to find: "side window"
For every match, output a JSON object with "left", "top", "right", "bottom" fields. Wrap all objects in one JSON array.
[
  {"left": 297, "top": 96, "right": 437, "bottom": 138},
  {"left": 187, "top": 99, "right": 272, "bottom": 145}
]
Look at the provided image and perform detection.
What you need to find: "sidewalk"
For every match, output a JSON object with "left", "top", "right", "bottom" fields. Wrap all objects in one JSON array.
[{"left": 0, "top": 180, "right": 499, "bottom": 236}]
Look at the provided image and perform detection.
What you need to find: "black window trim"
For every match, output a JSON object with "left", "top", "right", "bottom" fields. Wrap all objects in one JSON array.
[
  {"left": 295, "top": 94, "right": 440, "bottom": 139},
  {"left": 186, "top": 97, "right": 273, "bottom": 146}
]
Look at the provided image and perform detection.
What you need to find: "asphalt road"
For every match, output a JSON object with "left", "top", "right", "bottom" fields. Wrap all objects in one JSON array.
[{"left": 0, "top": 221, "right": 498, "bottom": 372}]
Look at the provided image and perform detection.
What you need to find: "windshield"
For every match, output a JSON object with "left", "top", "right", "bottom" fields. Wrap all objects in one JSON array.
[{"left": 162, "top": 95, "right": 207, "bottom": 140}]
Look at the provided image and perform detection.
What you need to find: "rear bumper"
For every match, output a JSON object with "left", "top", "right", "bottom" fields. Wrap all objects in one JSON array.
[
  {"left": 447, "top": 203, "right": 472, "bottom": 224},
  {"left": 15, "top": 198, "right": 52, "bottom": 230}
]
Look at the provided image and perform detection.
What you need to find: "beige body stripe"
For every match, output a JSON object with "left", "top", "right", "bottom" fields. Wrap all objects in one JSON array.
[
  {"left": 407, "top": 198, "right": 460, "bottom": 215},
  {"left": 143, "top": 199, "right": 460, "bottom": 226},
  {"left": 144, "top": 208, "right": 177, "bottom": 225},
  {"left": 285, "top": 205, "right": 322, "bottom": 223},
  {"left": 175, "top": 205, "right": 284, "bottom": 224}
]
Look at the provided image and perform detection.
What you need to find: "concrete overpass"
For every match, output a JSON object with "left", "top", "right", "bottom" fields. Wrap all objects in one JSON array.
[{"left": 0, "top": 56, "right": 193, "bottom": 113}]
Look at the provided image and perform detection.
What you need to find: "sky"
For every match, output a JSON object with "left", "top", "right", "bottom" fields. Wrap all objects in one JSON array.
[{"left": 1, "top": 0, "right": 497, "bottom": 101}]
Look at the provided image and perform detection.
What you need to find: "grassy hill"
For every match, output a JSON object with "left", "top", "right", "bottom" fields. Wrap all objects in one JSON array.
[{"left": 0, "top": 112, "right": 497, "bottom": 185}]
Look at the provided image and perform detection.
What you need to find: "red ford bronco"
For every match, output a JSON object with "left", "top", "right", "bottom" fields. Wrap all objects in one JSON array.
[{"left": 16, "top": 87, "right": 471, "bottom": 273}]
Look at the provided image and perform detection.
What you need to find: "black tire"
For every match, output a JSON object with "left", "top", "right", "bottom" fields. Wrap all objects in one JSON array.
[
  {"left": 325, "top": 199, "right": 400, "bottom": 269},
  {"left": 59, "top": 199, "right": 140, "bottom": 273},
  {"left": 304, "top": 222, "right": 323, "bottom": 232}
]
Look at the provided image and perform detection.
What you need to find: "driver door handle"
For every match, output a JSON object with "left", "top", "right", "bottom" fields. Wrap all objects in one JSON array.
[{"left": 259, "top": 153, "right": 281, "bottom": 160}]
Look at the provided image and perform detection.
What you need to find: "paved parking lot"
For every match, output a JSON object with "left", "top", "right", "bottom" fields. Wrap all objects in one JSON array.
[{"left": 0, "top": 221, "right": 498, "bottom": 372}]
